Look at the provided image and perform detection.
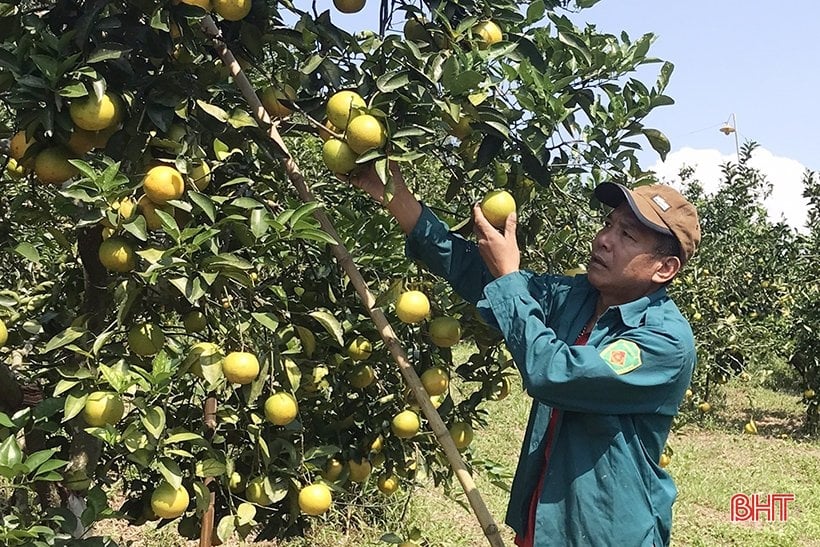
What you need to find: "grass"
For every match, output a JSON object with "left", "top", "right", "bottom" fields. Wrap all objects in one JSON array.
[{"left": 87, "top": 353, "right": 820, "bottom": 547}]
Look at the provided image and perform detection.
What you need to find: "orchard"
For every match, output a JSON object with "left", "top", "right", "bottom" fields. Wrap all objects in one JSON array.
[{"left": 0, "top": 0, "right": 818, "bottom": 546}]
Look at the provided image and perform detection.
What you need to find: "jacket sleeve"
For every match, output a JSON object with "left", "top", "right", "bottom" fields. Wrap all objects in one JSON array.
[
  {"left": 405, "top": 204, "right": 496, "bottom": 305},
  {"left": 477, "top": 272, "right": 694, "bottom": 416}
]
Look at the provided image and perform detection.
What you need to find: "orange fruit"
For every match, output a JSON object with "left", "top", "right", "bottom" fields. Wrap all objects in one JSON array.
[
  {"left": 142, "top": 165, "right": 184, "bottom": 204},
  {"left": 264, "top": 392, "right": 299, "bottom": 426},
  {"left": 128, "top": 322, "right": 165, "bottom": 356},
  {"left": 260, "top": 85, "right": 296, "bottom": 118},
  {"left": 34, "top": 147, "right": 78, "bottom": 185},
  {"left": 391, "top": 409, "right": 420, "bottom": 439},
  {"left": 222, "top": 351, "right": 259, "bottom": 384},
  {"left": 473, "top": 20, "right": 502, "bottom": 48},
  {"left": 150, "top": 481, "right": 190, "bottom": 519},
  {"left": 98, "top": 237, "right": 136, "bottom": 272},
  {"left": 322, "top": 138, "right": 358, "bottom": 174},
  {"left": 212, "top": 0, "right": 251, "bottom": 20},
  {"left": 298, "top": 483, "right": 332, "bottom": 516},
  {"left": 69, "top": 92, "right": 122, "bottom": 131},
  {"left": 428, "top": 316, "right": 461, "bottom": 347},
  {"left": 347, "top": 336, "right": 372, "bottom": 361},
  {"left": 395, "top": 290, "right": 430, "bottom": 324},
  {"left": 333, "top": 0, "right": 365, "bottom": 14},
  {"left": 82, "top": 391, "right": 125, "bottom": 427},
  {"left": 326, "top": 90, "right": 365, "bottom": 129},
  {"left": 420, "top": 367, "right": 449, "bottom": 396},
  {"left": 480, "top": 189, "right": 516, "bottom": 228},
  {"left": 449, "top": 421, "right": 474, "bottom": 451},
  {"left": 345, "top": 114, "right": 386, "bottom": 154}
]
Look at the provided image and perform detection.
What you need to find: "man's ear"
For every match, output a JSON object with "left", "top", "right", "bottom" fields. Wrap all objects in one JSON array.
[{"left": 653, "top": 256, "right": 681, "bottom": 284}]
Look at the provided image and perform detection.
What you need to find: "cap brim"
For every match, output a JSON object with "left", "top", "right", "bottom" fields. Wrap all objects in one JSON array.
[{"left": 594, "top": 182, "right": 673, "bottom": 236}]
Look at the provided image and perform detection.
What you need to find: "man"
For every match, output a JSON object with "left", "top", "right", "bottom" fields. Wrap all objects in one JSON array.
[{"left": 351, "top": 165, "right": 700, "bottom": 546}]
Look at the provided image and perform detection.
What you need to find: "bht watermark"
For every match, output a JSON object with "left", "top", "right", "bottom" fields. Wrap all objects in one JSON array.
[{"left": 730, "top": 493, "right": 795, "bottom": 522}]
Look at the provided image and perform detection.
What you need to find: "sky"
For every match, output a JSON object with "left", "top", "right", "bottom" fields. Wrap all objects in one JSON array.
[{"left": 330, "top": 0, "right": 819, "bottom": 230}]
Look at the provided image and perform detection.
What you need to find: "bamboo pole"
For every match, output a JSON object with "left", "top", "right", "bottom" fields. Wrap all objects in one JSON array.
[
  {"left": 199, "top": 396, "right": 218, "bottom": 547},
  {"left": 200, "top": 16, "right": 505, "bottom": 547}
]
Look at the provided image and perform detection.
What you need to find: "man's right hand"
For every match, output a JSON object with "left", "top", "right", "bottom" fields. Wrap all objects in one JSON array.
[{"left": 348, "top": 162, "right": 422, "bottom": 235}]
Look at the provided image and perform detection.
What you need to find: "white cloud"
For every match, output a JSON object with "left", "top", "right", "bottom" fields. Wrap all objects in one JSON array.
[{"left": 649, "top": 147, "right": 809, "bottom": 231}]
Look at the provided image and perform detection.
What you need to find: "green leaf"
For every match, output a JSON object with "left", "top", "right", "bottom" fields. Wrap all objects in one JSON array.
[
  {"left": 308, "top": 310, "right": 344, "bottom": 346},
  {"left": 63, "top": 392, "right": 87, "bottom": 422},
  {"left": 227, "top": 108, "right": 258, "bottom": 129},
  {"left": 251, "top": 312, "right": 279, "bottom": 332},
  {"left": 87, "top": 45, "right": 131, "bottom": 64},
  {"left": 165, "top": 431, "right": 205, "bottom": 444},
  {"left": 14, "top": 242, "right": 40, "bottom": 263},
  {"left": 195, "top": 458, "right": 226, "bottom": 478},
  {"left": 197, "top": 100, "right": 229, "bottom": 122},
  {"left": 294, "top": 228, "right": 337, "bottom": 245},
  {"left": 23, "top": 448, "right": 59, "bottom": 474},
  {"left": 142, "top": 406, "right": 166, "bottom": 440},
  {"left": 188, "top": 191, "right": 216, "bottom": 222},
  {"left": 642, "top": 128, "right": 671, "bottom": 161},
  {"left": 236, "top": 502, "right": 257, "bottom": 525},
  {"left": 0, "top": 436, "right": 23, "bottom": 468},
  {"left": 157, "top": 457, "right": 183, "bottom": 489},
  {"left": 43, "top": 326, "right": 86, "bottom": 353},
  {"left": 376, "top": 71, "right": 411, "bottom": 93}
]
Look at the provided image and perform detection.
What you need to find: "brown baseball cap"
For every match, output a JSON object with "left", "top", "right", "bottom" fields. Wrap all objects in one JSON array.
[{"left": 594, "top": 182, "right": 701, "bottom": 264}]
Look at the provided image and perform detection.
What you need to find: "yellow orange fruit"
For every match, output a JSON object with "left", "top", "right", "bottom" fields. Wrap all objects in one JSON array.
[
  {"left": 178, "top": 0, "right": 211, "bottom": 8},
  {"left": 322, "top": 457, "right": 344, "bottom": 481},
  {"left": 137, "top": 195, "right": 170, "bottom": 231},
  {"left": 182, "top": 310, "right": 207, "bottom": 333},
  {"left": 491, "top": 376, "right": 511, "bottom": 401},
  {"left": 150, "top": 481, "right": 190, "bottom": 519},
  {"left": 183, "top": 342, "right": 223, "bottom": 378},
  {"left": 213, "top": 0, "right": 251, "bottom": 20},
  {"left": 347, "top": 458, "right": 371, "bottom": 483},
  {"left": 449, "top": 421, "right": 474, "bottom": 451},
  {"left": 34, "top": 147, "right": 78, "bottom": 185},
  {"left": 260, "top": 85, "right": 296, "bottom": 118},
  {"left": 347, "top": 336, "right": 372, "bottom": 361},
  {"left": 333, "top": 0, "right": 365, "bottom": 14},
  {"left": 348, "top": 364, "right": 375, "bottom": 389},
  {"left": 189, "top": 161, "right": 211, "bottom": 191},
  {"left": 391, "top": 409, "right": 420, "bottom": 439},
  {"left": 322, "top": 138, "right": 358, "bottom": 174},
  {"left": 326, "top": 90, "right": 366, "bottom": 129},
  {"left": 448, "top": 116, "right": 472, "bottom": 139},
  {"left": 245, "top": 476, "right": 274, "bottom": 505},
  {"left": 395, "top": 290, "right": 430, "bottom": 324},
  {"left": 264, "top": 392, "right": 299, "bottom": 426},
  {"left": 345, "top": 114, "right": 386, "bottom": 154},
  {"left": 659, "top": 453, "right": 671, "bottom": 468},
  {"left": 82, "top": 391, "right": 125, "bottom": 427},
  {"left": 298, "top": 483, "right": 332, "bottom": 516},
  {"left": 480, "top": 189, "right": 516, "bottom": 229},
  {"left": 377, "top": 473, "right": 399, "bottom": 495},
  {"left": 228, "top": 471, "right": 245, "bottom": 494},
  {"left": 222, "top": 351, "right": 259, "bottom": 384},
  {"left": 428, "top": 316, "right": 461, "bottom": 347},
  {"left": 98, "top": 236, "right": 136, "bottom": 273},
  {"left": 142, "top": 165, "right": 184, "bottom": 204},
  {"left": 318, "top": 119, "right": 341, "bottom": 141},
  {"left": 473, "top": 20, "right": 502, "bottom": 48},
  {"left": 69, "top": 92, "right": 122, "bottom": 131},
  {"left": 9, "top": 131, "right": 34, "bottom": 163},
  {"left": 0, "top": 320, "right": 7, "bottom": 347},
  {"left": 128, "top": 322, "right": 166, "bottom": 356},
  {"left": 421, "top": 367, "right": 449, "bottom": 396}
]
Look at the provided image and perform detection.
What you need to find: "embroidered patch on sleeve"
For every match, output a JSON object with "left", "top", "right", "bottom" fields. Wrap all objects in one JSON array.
[{"left": 600, "top": 340, "right": 642, "bottom": 374}]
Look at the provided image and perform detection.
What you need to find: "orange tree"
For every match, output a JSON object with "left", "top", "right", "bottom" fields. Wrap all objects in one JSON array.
[
  {"left": 0, "top": 0, "right": 677, "bottom": 543},
  {"left": 789, "top": 169, "right": 820, "bottom": 434},
  {"left": 667, "top": 143, "right": 808, "bottom": 424}
]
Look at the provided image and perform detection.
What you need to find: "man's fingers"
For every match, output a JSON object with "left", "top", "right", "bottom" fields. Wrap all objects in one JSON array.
[{"left": 505, "top": 211, "right": 518, "bottom": 240}]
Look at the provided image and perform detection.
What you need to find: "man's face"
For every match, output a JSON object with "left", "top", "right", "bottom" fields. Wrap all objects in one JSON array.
[{"left": 586, "top": 204, "right": 670, "bottom": 302}]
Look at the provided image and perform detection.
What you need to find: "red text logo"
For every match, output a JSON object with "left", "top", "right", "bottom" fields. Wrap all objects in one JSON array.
[{"left": 730, "top": 493, "right": 794, "bottom": 522}]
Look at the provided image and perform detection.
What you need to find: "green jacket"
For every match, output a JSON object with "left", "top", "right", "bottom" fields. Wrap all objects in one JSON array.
[{"left": 406, "top": 205, "right": 695, "bottom": 546}]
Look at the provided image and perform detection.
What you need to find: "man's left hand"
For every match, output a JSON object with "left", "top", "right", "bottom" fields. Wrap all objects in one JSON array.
[{"left": 473, "top": 204, "right": 520, "bottom": 278}]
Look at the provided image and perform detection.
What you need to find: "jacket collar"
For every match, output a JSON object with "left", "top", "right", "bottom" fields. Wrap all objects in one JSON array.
[{"left": 611, "top": 285, "right": 669, "bottom": 328}]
